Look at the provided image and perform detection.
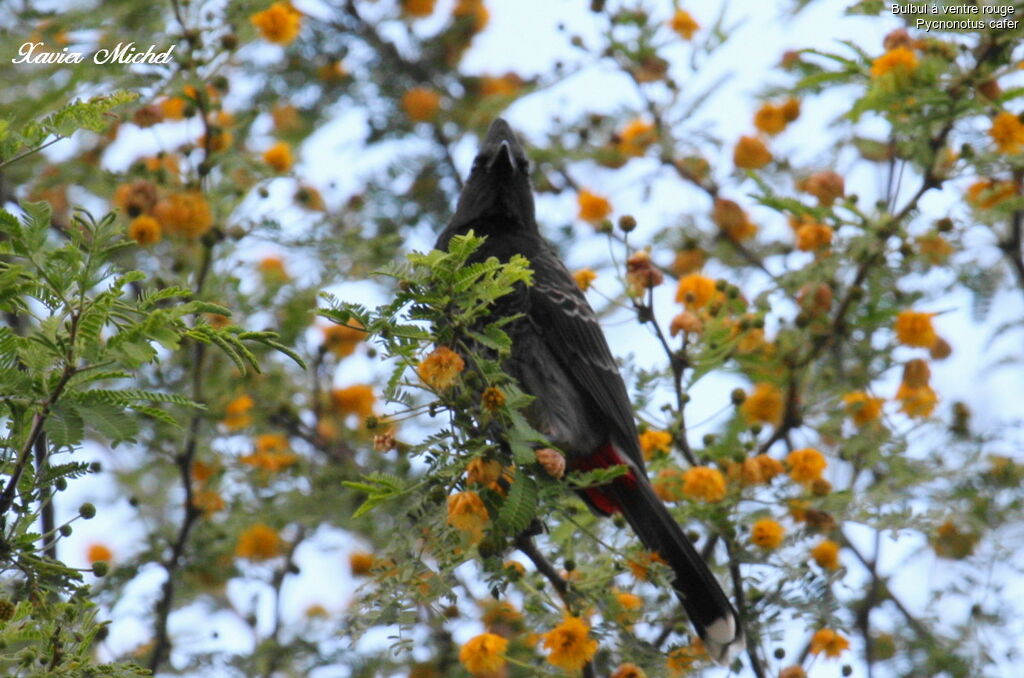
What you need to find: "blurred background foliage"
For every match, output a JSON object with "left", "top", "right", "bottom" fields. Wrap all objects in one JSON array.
[{"left": 1, "top": 0, "right": 1023, "bottom": 677}]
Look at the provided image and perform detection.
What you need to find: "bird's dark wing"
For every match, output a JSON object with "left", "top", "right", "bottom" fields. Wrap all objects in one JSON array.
[{"left": 527, "top": 244, "right": 644, "bottom": 468}]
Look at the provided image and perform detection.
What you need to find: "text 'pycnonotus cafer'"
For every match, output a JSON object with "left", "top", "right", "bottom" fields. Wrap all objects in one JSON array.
[{"left": 435, "top": 118, "right": 744, "bottom": 663}]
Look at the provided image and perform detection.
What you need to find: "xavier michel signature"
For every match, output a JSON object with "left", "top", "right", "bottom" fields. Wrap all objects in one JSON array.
[{"left": 12, "top": 41, "right": 176, "bottom": 65}]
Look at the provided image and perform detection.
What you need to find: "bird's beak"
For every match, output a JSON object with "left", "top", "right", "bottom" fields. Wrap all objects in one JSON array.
[
  {"left": 483, "top": 118, "right": 522, "bottom": 174},
  {"left": 488, "top": 139, "right": 516, "bottom": 172}
]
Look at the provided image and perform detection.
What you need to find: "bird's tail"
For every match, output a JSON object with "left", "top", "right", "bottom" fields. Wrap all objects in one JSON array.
[{"left": 574, "top": 443, "right": 744, "bottom": 664}]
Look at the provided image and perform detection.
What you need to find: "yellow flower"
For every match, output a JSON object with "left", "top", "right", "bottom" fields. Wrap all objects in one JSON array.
[
  {"left": 447, "top": 491, "right": 489, "bottom": 542},
  {"left": 799, "top": 170, "right": 845, "bottom": 206},
  {"left": 741, "top": 383, "right": 784, "bottom": 426},
  {"left": 573, "top": 268, "right": 597, "bottom": 291},
  {"left": 712, "top": 198, "right": 757, "bottom": 241},
  {"left": 895, "top": 382, "right": 937, "bottom": 418},
  {"left": 128, "top": 215, "right": 161, "bottom": 246},
  {"left": 811, "top": 539, "right": 840, "bottom": 571},
  {"left": 618, "top": 118, "right": 657, "bottom": 157},
  {"left": 870, "top": 46, "right": 918, "bottom": 78},
  {"left": 305, "top": 603, "right": 329, "bottom": 618},
  {"left": 753, "top": 103, "right": 787, "bottom": 136},
  {"left": 402, "top": 0, "right": 436, "bottom": 18},
  {"left": 615, "top": 591, "right": 643, "bottom": 613},
  {"left": 810, "top": 629, "right": 850, "bottom": 658},
  {"left": 894, "top": 310, "right": 938, "bottom": 348},
  {"left": 159, "top": 97, "right": 187, "bottom": 120},
  {"left": 681, "top": 466, "right": 727, "bottom": 502},
  {"left": 781, "top": 98, "right": 801, "bottom": 122},
  {"left": 842, "top": 391, "right": 884, "bottom": 425},
  {"left": 577, "top": 189, "right": 612, "bottom": 224},
  {"left": 611, "top": 663, "right": 648, "bottom": 678},
  {"left": 754, "top": 454, "right": 784, "bottom": 481},
  {"left": 257, "top": 256, "right": 289, "bottom": 282},
  {"left": 250, "top": 2, "right": 302, "bottom": 45},
  {"left": 349, "top": 551, "right": 374, "bottom": 575},
  {"left": 222, "top": 394, "right": 255, "bottom": 431},
  {"left": 113, "top": 179, "right": 158, "bottom": 216},
  {"left": 667, "top": 639, "right": 707, "bottom": 676},
  {"left": 786, "top": 448, "right": 827, "bottom": 484},
  {"left": 966, "top": 178, "right": 1016, "bottom": 209},
  {"left": 453, "top": 0, "right": 490, "bottom": 32},
  {"left": 295, "top": 184, "right": 326, "bottom": 211},
  {"left": 795, "top": 222, "right": 833, "bottom": 252},
  {"left": 990, "top": 111, "right": 1024, "bottom": 154},
  {"left": 192, "top": 489, "right": 226, "bottom": 516},
  {"left": 481, "top": 386, "right": 505, "bottom": 412},
  {"left": 672, "top": 247, "right": 705, "bottom": 275},
  {"left": 627, "top": 551, "right": 666, "bottom": 581},
  {"left": 750, "top": 518, "right": 785, "bottom": 549},
  {"left": 322, "top": 321, "right": 364, "bottom": 359},
  {"left": 466, "top": 458, "right": 502, "bottom": 486},
  {"left": 329, "top": 384, "right": 376, "bottom": 418},
  {"left": 86, "top": 543, "right": 113, "bottom": 564},
  {"left": 401, "top": 87, "right": 441, "bottom": 122},
  {"left": 480, "top": 73, "right": 522, "bottom": 97},
  {"left": 240, "top": 433, "right": 298, "bottom": 472},
  {"left": 417, "top": 346, "right": 465, "bottom": 389},
  {"left": 459, "top": 632, "right": 508, "bottom": 675},
  {"left": 675, "top": 273, "right": 716, "bottom": 309},
  {"left": 916, "top": 234, "right": 954, "bottom": 265},
  {"left": 235, "top": 523, "right": 282, "bottom": 560},
  {"left": 668, "top": 9, "right": 699, "bottom": 40},
  {"left": 653, "top": 468, "right": 685, "bottom": 502},
  {"left": 733, "top": 135, "right": 772, "bottom": 170},
  {"left": 263, "top": 141, "right": 294, "bottom": 172},
  {"left": 638, "top": 429, "right": 672, "bottom": 460},
  {"left": 541, "top": 615, "right": 598, "bottom": 671},
  {"left": 152, "top": 191, "right": 214, "bottom": 239},
  {"left": 779, "top": 667, "right": 807, "bottom": 678}
]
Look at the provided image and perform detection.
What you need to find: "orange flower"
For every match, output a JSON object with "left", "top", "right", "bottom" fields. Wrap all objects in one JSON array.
[
  {"left": 786, "top": 447, "right": 827, "bottom": 484},
  {"left": 668, "top": 9, "right": 699, "bottom": 40},
  {"left": 535, "top": 448, "right": 565, "bottom": 479},
  {"left": 639, "top": 429, "right": 672, "bottom": 460},
  {"left": 198, "top": 127, "right": 233, "bottom": 153},
  {"left": 263, "top": 141, "right": 294, "bottom": 172},
  {"left": 734, "top": 135, "right": 772, "bottom": 170},
  {"left": 459, "top": 632, "right": 508, "bottom": 675},
  {"left": 152, "top": 191, "right": 214, "bottom": 239},
  {"left": 317, "top": 61, "right": 347, "bottom": 82},
  {"left": 741, "top": 383, "right": 784, "bottom": 426},
  {"left": 781, "top": 98, "right": 801, "bottom": 122},
  {"left": 401, "top": 87, "right": 441, "bottom": 122},
  {"left": 618, "top": 118, "right": 657, "bottom": 157},
  {"left": 672, "top": 247, "right": 705, "bottom": 275},
  {"left": 930, "top": 520, "right": 978, "bottom": 559},
  {"left": 401, "top": 0, "right": 436, "bottom": 18},
  {"left": 799, "top": 170, "right": 845, "bottom": 206},
  {"left": 349, "top": 550, "right": 374, "bottom": 575},
  {"left": 222, "top": 394, "right": 254, "bottom": 431},
  {"left": 417, "top": 346, "right": 465, "bottom": 389},
  {"left": 779, "top": 666, "right": 807, "bottom": 678},
  {"left": 235, "top": 523, "right": 282, "bottom": 560},
  {"left": 322, "top": 322, "right": 364, "bottom": 359},
  {"left": 625, "top": 250, "right": 663, "bottom": 293},
  {"left": 754, "top": 454, "right": 784, "bottom": 481},
  {"left": 330, "top": 384, "right": 376, "bottom": 418},
  {"left": 481, "top": 386, "right": 505, "bottom": 411},
  {"left": 295, "top": 184, "right": 326, "bottom": 211},
  {"left": 113, "top": 180, "right": 158, "bottom": 216},
  {"left": 916, "top": 234, "right": 954, "bottom": 265},
  {"left": 627, "top": 551, "right": 666, "bottom": 581},
  {"left": 271, "top": 104, "right": 299, "bottom": 131},
  {"left": 727, "top": 457, "right": 764, "bottom": 486},
  {"left": 128, "top": 215, "right": 161, "bottom": 246},
  {"left": 466, "top": 458, "right": 502, "bottom": 486},
  {"left": 573, "top": 268, "right": 597, "bottom": 291},
  {"left": 159, "top": 97, "right": 187, "bottom": 120},
  {"left": 894, "top": 310, "right": 938, "bottom": 348},
  {"left": 842, "top": 391, "right": 884, "bottom": 425},
  {"left": 611, "top": 663, "right": 648, "bottom": 678},
  {"left": 241, "top": 433, "right": 298, "bottom": 472},
  {"left": 712, "top": 198, "right": 757, "bottom": 241},
  {"left": 86, "top": 543, "right": 113, "bottom": 564},
  {"left": 541, "top": 615, "right": 598, "bottom": 671},
  {"left": 895, "top": 382, "right": 937, "bottom": 418},
  {"left": 681, "top": 466, "right": 727, "bottom": 502},
  {"left": 447, "top": 491, "right": 489, "bottom": 542},
  {"left": 653, "top": 468, "right": 686, "bottom": 502},
  {"left": 669, "top": 311, "right": 703, "bottom": 336},
  {"left": 810, "top": 629, "right": 850, "bottom": 658},
  {"left": 257, "top": 256, "right": 289, "bottom": 282},
  {"left": 453, "top": 0, "right": 490, "bottom": 32},
  {"left": 871, "top": 46, "right": 918, "bottom": 78},
  {"left": 675, "top": 273, "right": 716, "bottom": 309},
  {"left": 479, "top": 73, "right": 522, "bottom": 97},
  {"left": 990, "top": 111, "right": 1024, "bottom": 154},
  {"left": 811, "top": 539, "right": 840, "bottom": 571},
  {"left": 753, "top": 103, "right": 787, "bottom": 136},
  {"left": 577, "top": 189, "right": 612, "bottom": 224},
  {"left": 966, "top": 178, "right": 1016, "bottom": 209},
  {"left": 667, "top": 639, "right": 707, "bottom": 676},
  {"left": 192, "top": 489, "right": 226, "bottom": 515},
  {"left": 795, "top": 222, "right": 833, "bottom": 251},
  {"left": 750, "top": 519, "right": 785, "bottom": 549},
  {"left": 250, "top": 2, "right": 302, "bottom": 45}
]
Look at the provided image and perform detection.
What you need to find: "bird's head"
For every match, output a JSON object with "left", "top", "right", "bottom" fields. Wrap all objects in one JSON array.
[{"left": 451, "top": 118, "right": 536, "bottom": 231}]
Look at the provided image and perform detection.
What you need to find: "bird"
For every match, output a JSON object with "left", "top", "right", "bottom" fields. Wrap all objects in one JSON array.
[{"left": 435, "top": 118, "right": 744, "bottom": 664}]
